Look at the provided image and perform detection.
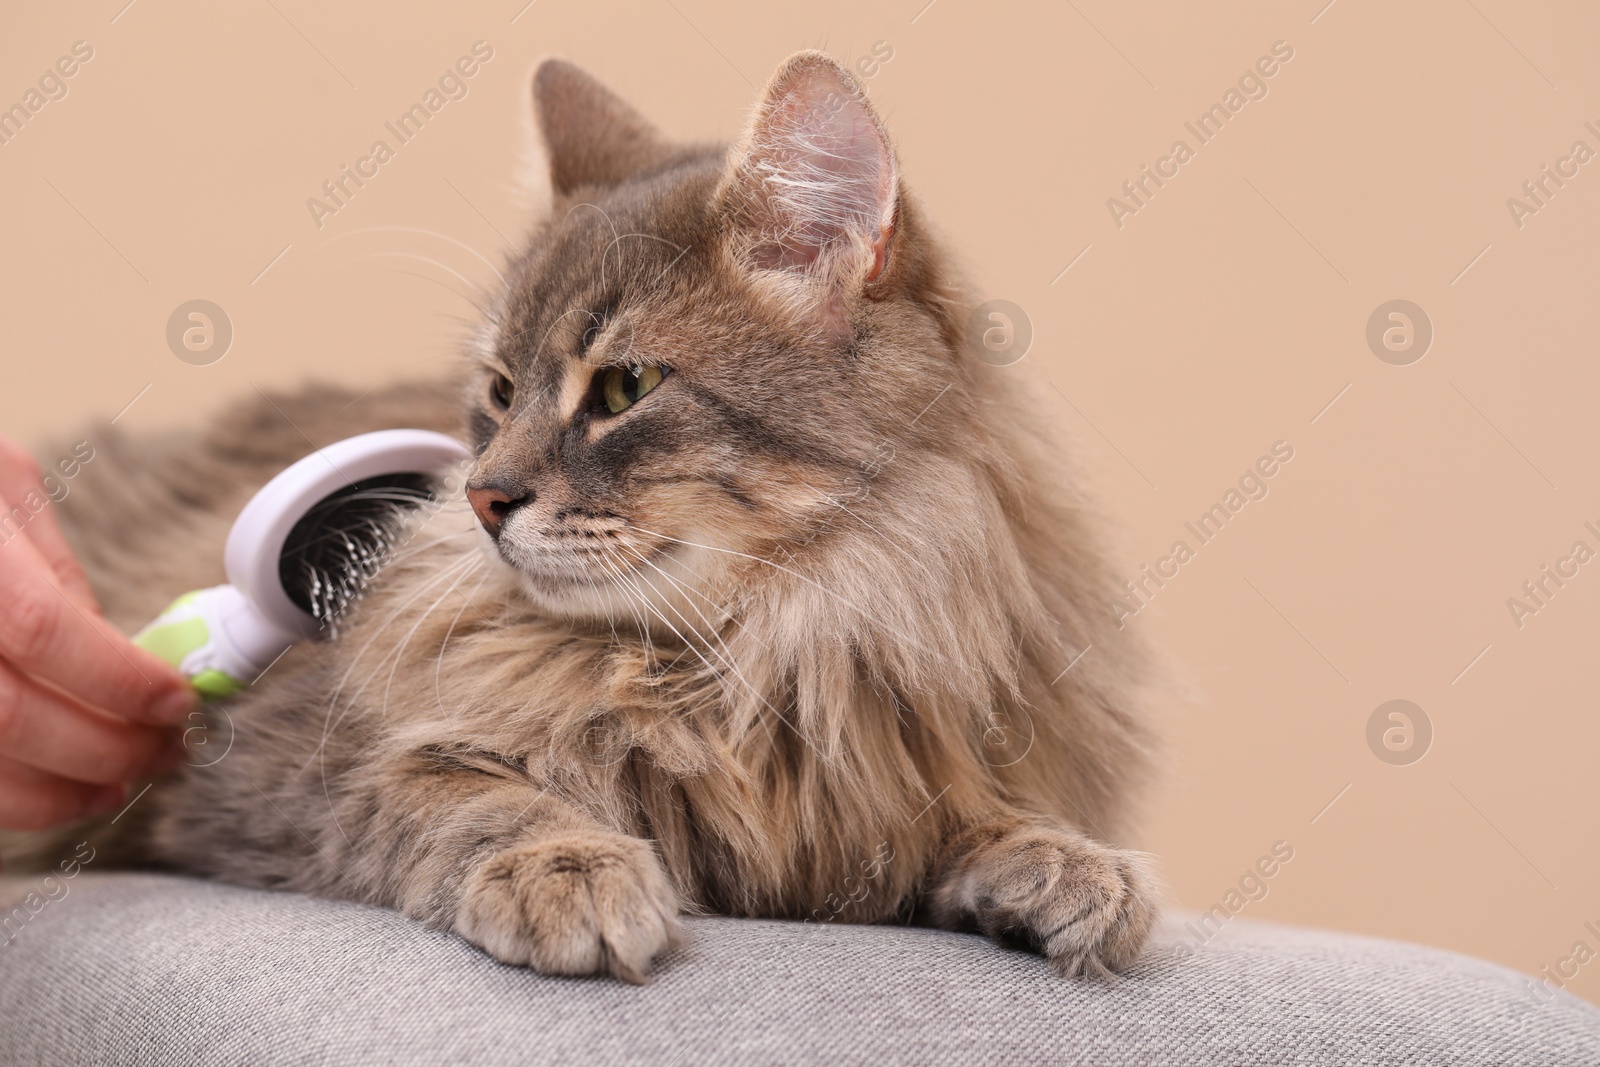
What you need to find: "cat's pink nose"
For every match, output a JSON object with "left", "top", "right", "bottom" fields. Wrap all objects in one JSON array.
[{"left": 467, "top": 484, "right": 529, "bottom": 538}]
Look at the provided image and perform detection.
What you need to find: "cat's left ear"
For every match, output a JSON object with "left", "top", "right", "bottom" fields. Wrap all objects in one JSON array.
[
  {"left": 527, "top": 58, "right": 672, "bottom": 198},
  {"left": 716, "top": 51, "right": 898, "bottom": 319}
]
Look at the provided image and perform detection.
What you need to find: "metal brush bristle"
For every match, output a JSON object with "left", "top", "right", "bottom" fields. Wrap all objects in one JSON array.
[{"left": 277, "top": 475, "right": 438, "bottom": 636}]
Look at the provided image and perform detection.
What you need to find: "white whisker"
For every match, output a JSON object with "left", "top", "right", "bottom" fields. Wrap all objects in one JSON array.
[
  {"left": 627, "top": 524, "right": 927, "bottom": 653},
  {"left": 612, "top": 545, "right": 821, "bottom": 762},
  {"left": 381, "top": 558, "right": 484, "bottom": 719},
  {"left": 308, "top": 552, "right": 480, "bottom": 776},
  {"left": 435, "top": 567, "right": 492, "bottom": 717},
  {"left": 303, "top": 549, "right": 480, "bottom": 852},
  {"left": 617, "top": 547, "right": 782, "bottom": 753}
]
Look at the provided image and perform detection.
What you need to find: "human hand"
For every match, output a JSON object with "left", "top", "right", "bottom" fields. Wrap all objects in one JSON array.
[{"left": 0, "top": 436, "right": 196, "bottom": 831}]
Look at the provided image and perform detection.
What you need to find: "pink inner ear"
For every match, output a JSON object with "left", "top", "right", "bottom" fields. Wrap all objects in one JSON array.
[
  {"left": 867, "top": 222, "right": 893, "bottom": 283},
  {"left": 746, "top": 70, "right": 896, "bottom": 274}
]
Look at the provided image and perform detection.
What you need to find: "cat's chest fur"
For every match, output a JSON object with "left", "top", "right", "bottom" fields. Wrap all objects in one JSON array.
[{"left": 310, "top": 545, "right": 950, "bottom": 921}]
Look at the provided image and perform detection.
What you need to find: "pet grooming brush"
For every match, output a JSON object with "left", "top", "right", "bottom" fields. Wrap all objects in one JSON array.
[{"left": 133, "top": 429, "right": 471, "bottom": 699}]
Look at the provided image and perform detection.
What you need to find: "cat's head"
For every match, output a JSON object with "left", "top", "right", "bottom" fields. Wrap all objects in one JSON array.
[{"left": 465, "top": 51, "right": 970, "bottom": 624}]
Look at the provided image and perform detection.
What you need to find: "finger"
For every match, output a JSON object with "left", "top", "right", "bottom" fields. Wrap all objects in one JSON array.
[
  {"left": 0, "top": 438, "right": 98, "bottom": 611},
  {"left": 0, "top": 531, "right": 195, "bottom": 725},
  {"left": 0, "top": 755, "right": 124, "bottom": 832},
  {"left": 0, "top": 660, "right": 183, "bottom": 785}
]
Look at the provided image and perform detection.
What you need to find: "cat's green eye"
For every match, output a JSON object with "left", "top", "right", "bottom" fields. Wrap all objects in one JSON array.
[
  {"left": 601, "top": 365, "right": 663, "bottom": 414},
  {"left": 490, "top": 373, "right": 514, "bottom": 410}
]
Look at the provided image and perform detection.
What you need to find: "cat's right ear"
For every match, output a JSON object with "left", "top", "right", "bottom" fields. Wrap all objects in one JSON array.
[{"left": 523, "top": 58, "right": 670, "bottom": 201}]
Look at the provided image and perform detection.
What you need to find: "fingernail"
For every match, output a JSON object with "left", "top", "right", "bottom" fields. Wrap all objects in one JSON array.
[
  {"left": 87, "top": 784, "right": 125, "bottom": 817},
  {"left": 152, "top": 687, "right": 199, "bottom": 725}
]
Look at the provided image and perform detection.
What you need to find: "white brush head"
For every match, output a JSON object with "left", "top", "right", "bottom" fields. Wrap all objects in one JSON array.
[{"left": 223, "top": 429, "right": 472, "bottom": 640}]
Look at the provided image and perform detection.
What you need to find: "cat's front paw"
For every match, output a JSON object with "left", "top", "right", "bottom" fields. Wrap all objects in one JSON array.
[
  {"left": 931, "top": 824, "right": 1157, "bottom": 977},
  {"left": 456, "top": 830, "right": 681, "bottom": 983}
]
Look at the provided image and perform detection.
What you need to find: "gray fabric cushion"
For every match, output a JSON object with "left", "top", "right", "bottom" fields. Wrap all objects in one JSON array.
[{"left": 0, "top": 873, "right": 1595, "bottom": 1065}]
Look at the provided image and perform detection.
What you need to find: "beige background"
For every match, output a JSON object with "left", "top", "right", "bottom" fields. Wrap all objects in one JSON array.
[{"left": 4, "top": 0, "right": 1597, "bottom": 1005}]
